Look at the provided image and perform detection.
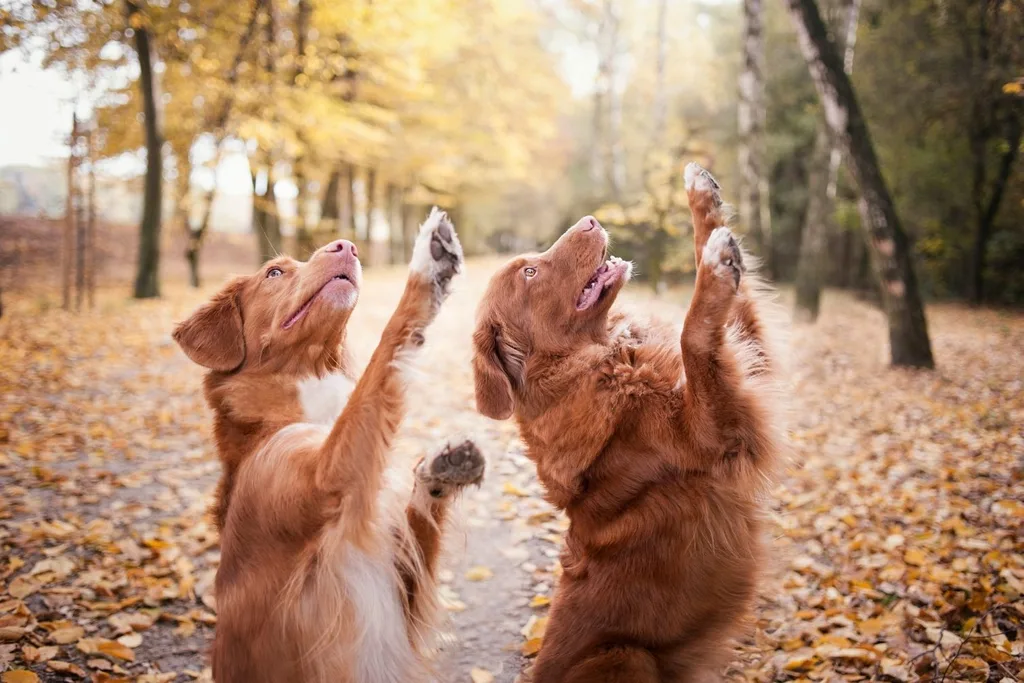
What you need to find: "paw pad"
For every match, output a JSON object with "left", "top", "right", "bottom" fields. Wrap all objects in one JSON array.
[
  {"left": 702, "top": 227, "right": 745, "bottom": 287},
  {"left": 416, "top": 440, "right": 486, "bottom": 497},
  {"left": 410, "top": 207, "right": 464, "bottom": 299}
]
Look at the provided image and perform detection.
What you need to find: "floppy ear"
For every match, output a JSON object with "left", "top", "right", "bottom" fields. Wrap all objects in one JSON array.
[
  {"left": 173, "top": 279, "right": 246, "bottom": 372},
  {"left": 472, "top": 320, "right": 523, "bottom": 420}
]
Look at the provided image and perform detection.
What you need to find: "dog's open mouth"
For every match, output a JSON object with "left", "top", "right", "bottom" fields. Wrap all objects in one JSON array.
[
  {"left": 282, "top": 273, "right": 354, "bottom": 329},
  {"left": 576, "top": 256, "right": 629, "bottom": 311}
]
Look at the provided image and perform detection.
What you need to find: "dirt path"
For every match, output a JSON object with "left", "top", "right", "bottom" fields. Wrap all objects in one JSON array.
[{"left": 2, "top": 258, "right": 1022, "bottom": 682}]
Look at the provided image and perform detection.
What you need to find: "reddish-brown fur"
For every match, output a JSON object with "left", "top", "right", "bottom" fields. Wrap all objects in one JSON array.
[
  {"left": 174, "top": 211, "right": 482, "bottom": 683},
  {"left": 472, "top": 166, "right": 785, "bottom": 682}
]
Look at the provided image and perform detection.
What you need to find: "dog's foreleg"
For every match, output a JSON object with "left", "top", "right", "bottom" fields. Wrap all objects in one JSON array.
[
  {"left": 315, "top": 208, "right": 463, "bottom": 538},
  {"left": 399, "top": 440, "right": 485, "bottom": 629},
  {"left": 685, "top": 163, "right": 770, "bottom": 365}
]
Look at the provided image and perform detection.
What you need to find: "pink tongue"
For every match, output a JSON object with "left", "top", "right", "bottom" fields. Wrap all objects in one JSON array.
[{"left": 577, "top": 268, "right": 615, "bottom": 309}]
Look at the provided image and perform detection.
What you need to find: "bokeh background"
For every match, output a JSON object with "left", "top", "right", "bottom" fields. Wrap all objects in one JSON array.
[{"left": 0, "top": 1, "right": 1022, "bottom": 682}]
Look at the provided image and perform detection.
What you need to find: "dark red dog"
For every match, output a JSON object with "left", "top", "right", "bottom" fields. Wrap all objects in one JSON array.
[{"left": 473, "top": 166, "right": 784, "bottom": 682}]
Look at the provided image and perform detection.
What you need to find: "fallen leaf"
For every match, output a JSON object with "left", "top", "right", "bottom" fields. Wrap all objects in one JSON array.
[
  {"left": 469, "top": 668, "right": 494, "bottom": 683},
  {"left": 522, "top": 638, "right": 543, "bottom": 657},
  {"left": 49, "top": 626, "right": 84, "bottom": 644},
  {"left": 6, "top": 577, "right": 36, "bottom": 600},
  {"left": 2, "top": 672, "right": 40, "bottom": 683},
  {"left": 464, "top": 566, "right": 493, "bottom": 582}
]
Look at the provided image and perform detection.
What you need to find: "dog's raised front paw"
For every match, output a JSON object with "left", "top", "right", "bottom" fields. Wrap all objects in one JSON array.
[
  {"left": 702, "top": 227, "right": 745, "bottom": 289},
  {"left": 684, "top": 162, "right": 723, "bottom": 206},
  {"left": 415, "top": 439, "right": 485, "bottom": 498},
  {"left": 409, "top": 207, "right": 463, "bottom": 305}
]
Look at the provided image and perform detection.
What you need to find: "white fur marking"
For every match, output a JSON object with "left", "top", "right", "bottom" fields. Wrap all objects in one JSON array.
[
  {"left": 297, "top": 372, "right": 355, "bottom": 425},
  {"left": 685, "top": 162, "right": 717, "bottom": 192},
  {"left": 702, "top": 226, "right": 734, "bottom": 269},
  {"left": 345, "top": 544, "right": 417, "bottom": 683},
  {"left": 409, "top": 206, "right": 448, "bottom": 276}
]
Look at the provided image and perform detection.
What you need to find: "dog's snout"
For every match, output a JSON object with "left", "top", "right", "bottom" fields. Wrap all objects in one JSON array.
[
  {"left": 572, "top": 215, "right": 601, "bottom": 233},
  {"left": 323, "top": 239, "right": 358, "bottom": 258}
]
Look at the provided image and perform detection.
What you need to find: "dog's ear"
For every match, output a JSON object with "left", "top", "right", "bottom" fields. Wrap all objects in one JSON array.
[
  {"left": 472, "top": 320, "right": 524, "bottom": 420},
  {"left": 173, "top": 278, "right": 246, "bottom": 372}
]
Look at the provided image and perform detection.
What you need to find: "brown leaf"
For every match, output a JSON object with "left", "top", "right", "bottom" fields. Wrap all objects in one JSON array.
[{"left": 2, "top": 671, "right": 40, "bottom": 683}]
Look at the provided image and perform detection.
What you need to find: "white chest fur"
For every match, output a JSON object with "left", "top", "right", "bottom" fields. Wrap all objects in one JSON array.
[{"left": 297, "top": 372, "right": 355, "bottom": 425}]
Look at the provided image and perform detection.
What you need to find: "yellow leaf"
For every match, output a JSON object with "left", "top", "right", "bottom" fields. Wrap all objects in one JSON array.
[
  {"left": 521, "top": 615, "right": 548, "bottom": 640},
  {"left": 464, "top": 566, "right": 493, "bottom": 582},
  {"left": 470, "top": 668, "right": 494, "bottom": 683},
  {"left": 783, "top": 652, "right": 816, "bottom": 671},
  {"left": 857, "top": 617, "right": 892, "bottom": 636},
  {"left": 522, "top": 637, "right": 543, "bottom": 657},
  {"left": 502, "top": 482, "right": 529, "bottom": 497},
  {"left": 2, "top": 672, "right": 40, "bottom": 683},
  {"left": 903, "top": 548, "right": 926, "bottom": 566},
  {"left": 529, "top": 595, "right": 550, "bottom": 608},
  {"left": 97, "top": 639, "right": 136, "bottom": 661},
  {"left": 993, "top": 499, "right": 1024, "bottom": 517}
]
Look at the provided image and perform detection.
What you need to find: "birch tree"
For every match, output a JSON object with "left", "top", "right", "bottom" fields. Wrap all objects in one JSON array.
[
  {"left": 794, "top": 0, "right": 861, "bottom": 322},
  {"left": 738, "top": 0, "right": 772, "bottom": 274},
  {"left": 786, "top": 0, "right": 934, "bottom": 368}
]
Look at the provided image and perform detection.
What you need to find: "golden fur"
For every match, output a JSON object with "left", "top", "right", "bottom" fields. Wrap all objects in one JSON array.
[{"left": 174, "top": 212, "right": 484, "bottom": 683}]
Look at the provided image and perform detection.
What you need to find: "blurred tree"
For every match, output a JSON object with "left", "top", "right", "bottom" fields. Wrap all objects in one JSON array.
[
  {"left": 787, "top": 0, "right": 934, "bottom": 368},
  {"left": 127, "top": 0, "right": 163, "bottom": 299},
  {"left": 739, "top": 0, "right": 773, "bottom": 274},
  {"left": 793, "top": 0, "right": 861, "bottom": 322}
]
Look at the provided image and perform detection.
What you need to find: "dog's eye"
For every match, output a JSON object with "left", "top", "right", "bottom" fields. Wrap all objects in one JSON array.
[
  {"left": 267, "top": 267, "right": 284, "bottom": 279},
  {"left": 523, "top": 267, "right": 537, "bottom": 278}
]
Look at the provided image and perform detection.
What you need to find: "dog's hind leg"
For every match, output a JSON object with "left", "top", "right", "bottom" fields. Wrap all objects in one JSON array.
[
  {"left": 399, "top": 440, "right": 485, "bottom": 631},
  {"left": 541, "top": 646, "right": 659, "bottom": 683},
  {"left": 315, "top": 208, "right": 464, "bottom": 540}
]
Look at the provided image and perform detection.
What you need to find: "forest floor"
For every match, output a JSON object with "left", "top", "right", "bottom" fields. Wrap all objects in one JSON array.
[{"left": 1, "top": 257, "right": 1022, "bottom": 683}]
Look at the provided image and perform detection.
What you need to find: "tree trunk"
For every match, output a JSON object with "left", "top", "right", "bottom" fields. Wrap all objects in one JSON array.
[
  {"left": 738, "top": 0, "right": 773, "bottom": 275},
  {"left": 794, "top": 0, "right": 861, "bottom": 322},
  {"left": 318, "top": 165, "right": 342, "bottom": 235},
  {"left": 343, "top": 163, "right": 357, "bottom": 241},
  {"left": 787, "top": 0, "right": 934, "bottom": 368},
  {"left": 251, "top": 151, "right": 282, "bottom": 264},
  {"left": 186, "top": 142, "right": 224, "bottom": 288},
  {"left": 86, "top": 126, "right": 97, "bottom": 309},
  {"left": 604, "top": 0, "right": 625, "bottom": 198},
  {"left": 969, "top": 117, "right": 1021, "bottom": 304},
  {"left": 360, "top": 167, "right": 376, "bottom": 265},
  {"left": 187, "top": 0, "right": 262, "bottom": 287},
  {"left": 652, "top": 0, "right": 668, "bottom": 148},
  {"left": 75, "top": 140, "right": 87, "bottom": 311},
  {"left": 292, "top": 0, "right": 314, "bottom": 256},
  {"left": 387, "top": 184, "right": 404, "bottom": 265},
  {"left": 402, "top": 201, "right": 416, "bottom": 262},
  {"left": 128, "top": 0, "right": 163, "bottom": 299},
  {"left": 63, "top": 112, "right": 77, "bottom": 310}
]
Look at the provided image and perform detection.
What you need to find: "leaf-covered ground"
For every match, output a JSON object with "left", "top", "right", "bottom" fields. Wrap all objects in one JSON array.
[{"left": 1, "top": 260, "right": 1021, "bottom": 682}]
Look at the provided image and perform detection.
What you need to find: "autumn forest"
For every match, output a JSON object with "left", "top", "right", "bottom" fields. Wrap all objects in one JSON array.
[{"left": 0, "top": 0, "right": 1022, "bottom": 681}]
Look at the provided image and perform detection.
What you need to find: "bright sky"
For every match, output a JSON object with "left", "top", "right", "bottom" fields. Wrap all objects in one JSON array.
[{"left": 0, "top": 51, "right": 82, "bottom": 166}]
